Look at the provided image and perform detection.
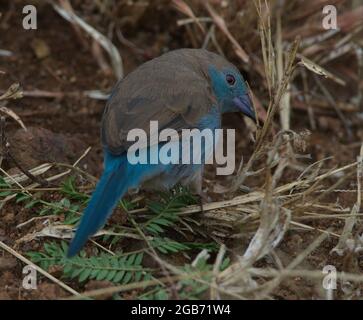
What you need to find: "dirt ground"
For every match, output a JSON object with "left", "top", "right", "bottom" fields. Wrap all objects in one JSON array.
[{"left": 0, "top": 1, "right": 362, "bottom": 300}]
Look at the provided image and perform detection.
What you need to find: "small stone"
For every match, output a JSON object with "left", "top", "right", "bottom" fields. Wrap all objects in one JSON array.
[
  {"left": 31, "top": 38, "right": 51, "bottom": 59},
  {"left": 84, "top": 280, "right": 113, "bottom": 300},
  {"left": 3, "top": 213, "right": 15, "bottom": 223},
  {"left": 7, "top": 127, "right": 100, "bottom": 176},
  {"left": 0, "top": 257, "right": 17, "bottom": 271}
]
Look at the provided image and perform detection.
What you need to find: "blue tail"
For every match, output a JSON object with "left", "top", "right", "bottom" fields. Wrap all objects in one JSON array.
[{"left": 68, "top": 152, "right": 155, "bottom": 257}]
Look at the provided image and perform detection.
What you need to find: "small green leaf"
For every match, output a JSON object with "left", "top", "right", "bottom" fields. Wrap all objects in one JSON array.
[
  {"left": 122, "top": 271, "right": 133, "bottom": 284},
  {"left": 96, "top": 269, "right": 109, "bottom": 281},
  {"left": 79, "top": 269, "right": 92, "bottom": 282},
  {"left": 113, "top": 270, "right": 125, "bottom": 283}
]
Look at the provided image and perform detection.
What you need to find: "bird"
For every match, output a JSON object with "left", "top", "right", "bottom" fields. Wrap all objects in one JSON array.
[{"left": 67, "top": 48, "right": 256, "bottom": 257}]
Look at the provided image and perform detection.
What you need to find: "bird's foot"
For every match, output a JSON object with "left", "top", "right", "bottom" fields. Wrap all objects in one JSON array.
[{"left": 198, "top": 191, "right": 211, "bottom": 213}]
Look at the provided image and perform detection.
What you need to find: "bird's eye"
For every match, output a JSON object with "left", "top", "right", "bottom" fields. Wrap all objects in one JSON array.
[{"left": 226, "top": 74, "right": 236, "bottom": 86}]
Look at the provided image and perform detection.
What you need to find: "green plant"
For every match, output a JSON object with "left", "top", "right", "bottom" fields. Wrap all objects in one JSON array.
[
  {"left": 142, "top": 189, "right": 197, "bottom": 235},
  {"left": 28, "top": 241, "right": 152, "bottom": 284},
  {"left": 27, "top": 239, "right": 230, "bottom": 299},
  {"left": 3, "top": 173, "right": 231, "bottom": 299}
]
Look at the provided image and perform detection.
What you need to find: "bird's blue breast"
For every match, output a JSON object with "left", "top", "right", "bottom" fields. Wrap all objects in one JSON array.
[{"left": 115, "top": 106, "right": 221, "bottom": 191}]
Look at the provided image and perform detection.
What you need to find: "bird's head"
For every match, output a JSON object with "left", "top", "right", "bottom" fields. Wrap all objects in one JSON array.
[{"left": 207, "top": 64, "right": 256, "bottom": 122}]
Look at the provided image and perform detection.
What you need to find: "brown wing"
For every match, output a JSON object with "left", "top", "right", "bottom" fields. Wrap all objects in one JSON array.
[{"left": 101, "top": 51, "right": 217, "bottom": 155}]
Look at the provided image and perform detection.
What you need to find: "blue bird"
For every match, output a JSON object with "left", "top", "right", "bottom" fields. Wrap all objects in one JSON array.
[{"left": 68, "top": 49, "right": 255, "bottom": 257}]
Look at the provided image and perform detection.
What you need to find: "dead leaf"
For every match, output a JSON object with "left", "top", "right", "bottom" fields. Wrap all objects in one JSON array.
[{"left": 298, "top": 56, "right": 346, "bottom": 86}]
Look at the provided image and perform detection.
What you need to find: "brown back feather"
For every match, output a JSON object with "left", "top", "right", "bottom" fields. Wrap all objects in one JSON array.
[{"left": 101, "top": 49, "right": 236, "bottom": 155}]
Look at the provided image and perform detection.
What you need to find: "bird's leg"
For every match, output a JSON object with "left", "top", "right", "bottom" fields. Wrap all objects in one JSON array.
[
  {"left": 198, "top": 191, "right": 212, "bottom": 213},
  {"left": 189, "top": 169, "right": 211, "bottom": 213}
]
